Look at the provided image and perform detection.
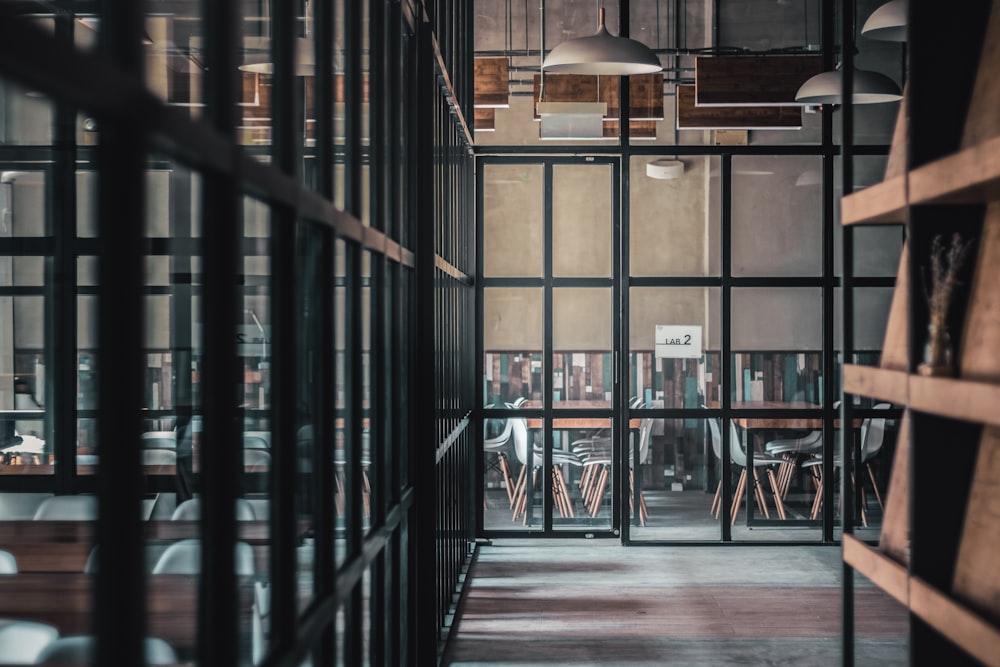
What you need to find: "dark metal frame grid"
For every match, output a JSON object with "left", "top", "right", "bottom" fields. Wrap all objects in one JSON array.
[
  {"left": 473, "top": 0, "right": 899, "bottom": 545},
  {"left": 0, "top": 0, "right": 477, "bottom": 665}
]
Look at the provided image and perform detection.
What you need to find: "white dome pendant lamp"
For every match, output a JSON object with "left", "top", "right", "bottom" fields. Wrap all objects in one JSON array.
[
  {"left": 794, "top": 66, "right": 902, "bottom": 105},
  {"left": 861, "top": 0, "right": 907, "bottom": 42},
  {"left": 541, "top": 7, "right": 661, "bottom": 76}
]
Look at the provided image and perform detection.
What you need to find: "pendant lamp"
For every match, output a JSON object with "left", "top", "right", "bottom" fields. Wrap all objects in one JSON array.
[
  {"left": 541, "top": 7, "right": 661, "bottom": 76},
  {"left": 861, "top": 0, "right": 907, "bottom": 42},
  {"left": 794, "top": 67, "right": 902, "bottom": 105},
  {"left": 239, "top": 36, "right": 315, "bottom": 76}
]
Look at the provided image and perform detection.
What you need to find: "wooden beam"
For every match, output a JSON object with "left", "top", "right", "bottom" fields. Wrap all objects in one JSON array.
[
  {"left": 695, "top": 55, "right": 824, "bottom": 106},
  {"left": 474, "top": 56, "right": 510, "bottom": 108},
  {"left": 676, "top": 85, "right": 802, "bottom": 129}
]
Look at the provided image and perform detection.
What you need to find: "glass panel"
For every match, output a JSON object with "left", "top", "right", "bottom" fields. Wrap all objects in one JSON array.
[
  {"left": 334, "top": 239, "right": 347, "bottom": 567},
  {"left": 332, "top": 0, "right": 347, "bottom": 202},
  {"left": 0, "top": 80, "right": 52, "bottom": 146},
  {"left": 484, "top": 288, "right": 542, "bottom": 406},
  {"left": 732, "top": 156, "right": 822, "bottom": 277},
  {"left": 242, "top": 196, "right": 271, "bottom": 487},
  {"left": 77, "top": 296, "right": 98, "bottom": 472},
  {"left": 629, "top": 287, "right": 721, "bottom": 408},
  {"left": 361, "top": 251, "right": 372, "bottom": 535},
  {"left": 77, "top": 171, "right": 98, "bottom": 237},
  {"left": 552, "top": 164, "right": 612, "bottom": 277},
  {"left": 0, "top": 170, "right": 47, "bottom": 237},
  {"left": 1, "top": 296, "right": 50, "bottom": 473},
  {"left": 553, "top": 288, "right": 611, "bottom": 408},
  {"left": 630, "top": 155, "right": 720, "bottom": 277},
  {"left": 834, "top": 286, "right": 894, "bottom": 366},
  {"left": 552, "top": 417, "right": 612, "bottom": 531},
  {"left": 729, "top": 417, "right": 823, "bottom": 541},
  {"left": 630, "top": 419, "right": 721, "bottom": 541},
  {"left": 484, "top": 415, "right": 543, "bottom": 532},
  {"left": 731, "top": 288, "right": 823, "bottom": 406},
  {"left": 482, "top": 164, "right": 543, "bottom": 278},
  {"left": 147, "top": 0, "right": 204, "bottom": 118}
]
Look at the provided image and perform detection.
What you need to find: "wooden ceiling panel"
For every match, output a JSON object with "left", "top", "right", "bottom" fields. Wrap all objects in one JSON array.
[
  {"left": 677, "top": 85, "right": 802, "bottom": 129},
  {"left": 695, "top": 55, "right": 823, "bottom": 106},
  {"left": 532, "top": 73, "right": 664, "bottom": 121},
  {"left": 474, "top": 56, "right": 510, "bottom": 108}
]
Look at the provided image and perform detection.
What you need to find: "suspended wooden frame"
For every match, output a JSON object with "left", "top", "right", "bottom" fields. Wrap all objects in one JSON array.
[
  {"left": 474, "top": 56, "right": 510, "bottom": 108},
  {"left": 676, "top": 85, "right": 802, "bottom": 130},
  {"left": 532, "top": 73, "right": 664, "bottom": 120},
  {"left": 474, "top": 107, "right": 497, "bottom": 132},
  {"left": 694, "top": 55, "right": 824, "bottom": 106}
]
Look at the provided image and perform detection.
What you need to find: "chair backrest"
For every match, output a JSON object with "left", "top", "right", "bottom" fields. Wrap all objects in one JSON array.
[
  {"left": 629, "top": 418, "right": 654, "bottom": 466},
  {"left": 707, "top": 418, "right": 723, "bottom": 462},
  {"left": 243, "top": 433, "right": 270, "bottom": 450},
  {"left": 862, "top": 403, "right": 892, "bottom": 461},
  {"left": 34, "top": 635, "right": 178, "bottom": 665},
  {"left": 510, "top": 417, "right": 530, "bottom": 465},
  {"left": 141, "top": 431, "right": 177, "bottom": 449},
  {"left": 170, "top": 497, "right": 257, "bottom": 521},
  {"left": 151, "top": 538, "right": 256, "bottom": 575},
  {"left": 141, "top": 448, "right": 177, "bottom": 465},
  {"left": 0, "top": 492, "right": 54, "bottom": 519},
  {"left": 32, "top": 495, "right": 97, "bottom": 520},
  {"left": 484, "top": 411, "right": 513, "bottom": 451},
  {"left": 243, "top": 448, "right": 272, "bottom": 467},
  {"left": 0, "top": 548, "right": 18, "bottom": 573},
  {"left": 0, "top": 619, "right": 60, "bottom": 663},
  {"left": 728, "top": 421, "right": 748, "bottom": 467}
]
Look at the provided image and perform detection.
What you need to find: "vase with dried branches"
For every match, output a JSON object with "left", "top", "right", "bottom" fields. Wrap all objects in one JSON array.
[{"left": 918, "top": 233, "right": 974, "bottom": 377}]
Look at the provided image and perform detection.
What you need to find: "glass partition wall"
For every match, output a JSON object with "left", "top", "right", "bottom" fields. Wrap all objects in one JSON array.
[
  {"left": 0, "top": 0, "right": 476, "bottom": 665},
  {"left": 477, "top": 147, "right": 900, "bottom": 543}
]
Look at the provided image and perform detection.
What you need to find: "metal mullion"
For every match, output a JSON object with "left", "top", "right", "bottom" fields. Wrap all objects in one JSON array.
[
  {"left": 344, "top": 0, "right": 362, "bottom": 218},
  {"left": 541, "top": 162, "right": 553, "bottom": 531},
  {"left": 370, "top": 0, "right": 385, "bottom": 234},
  {"left": 344, "top": 239, "right": 364, "bottom": 665},
  {"left": 475, "top": 156, "right": 485, "bottom": 535},
  {"left": 720, "top": 153, "right": 733, "bottom": 541},
  {"left": 614, "top": 155, "right": 626, "bottom": 540},
  {"left": 822, "top": 116, "right": 836, "bottom": 545},
  {"left": 49, "top": 15, "right": 77, "bottom": 496},
  {"left": 169, "top": 169, "right": 195, "bottom": 505},
  {"left": 313, "top": 0, "right": 334, "bottom": 201}
]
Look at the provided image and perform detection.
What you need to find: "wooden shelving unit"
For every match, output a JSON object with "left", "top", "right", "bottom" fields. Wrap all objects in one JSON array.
[{"left": 841, "top": 3, "right": 1000, "bottom": 666}]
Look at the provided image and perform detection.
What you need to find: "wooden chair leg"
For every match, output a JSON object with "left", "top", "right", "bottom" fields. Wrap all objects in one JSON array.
[
  {"left": 589, "top": 466, "right": 609, "bottom": 517},
  {"left": 711, "top": 480, "right": 722, "bottom": 517},
  {"left": 510, "top": 465, "right": 527, "bottom": 510},
  {"left": 731, "top": 469, "right": 747, "bottom": 525},
  {"left": 553, "top": 466, "right": 575, "bottom": 518},
  {"left": 866, "top": 462, "right": 885, "bottom": 511},
  {"left": 766, "top": 467, "right": 787, "bottom": 520},
  {"left": 498, "top": 453, "right": 516, "bottom": 505},
  {"left": 752, "top": 468, "right": 771, "bottom": 519}
]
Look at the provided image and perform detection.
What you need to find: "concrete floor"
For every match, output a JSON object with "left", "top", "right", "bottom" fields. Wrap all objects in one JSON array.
[{"left": 444, "top": 540, "right": 908, "bottom": 667}]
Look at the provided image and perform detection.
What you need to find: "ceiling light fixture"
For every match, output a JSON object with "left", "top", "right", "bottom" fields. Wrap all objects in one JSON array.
[
  {"left": 541, "top": 7, "right": 662, "bottom": 76},
  {"left": 861, "top": 0, "right": 908, "bottom": 42},
  {"left": 794, "top": 67, "right": 902, "bottom": 105}
]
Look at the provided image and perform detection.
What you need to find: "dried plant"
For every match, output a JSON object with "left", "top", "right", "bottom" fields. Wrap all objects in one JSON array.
[{"left": 924, "top": 233, "right": 974, "bottom": 330}]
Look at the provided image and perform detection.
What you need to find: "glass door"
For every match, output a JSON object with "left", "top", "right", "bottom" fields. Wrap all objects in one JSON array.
[{"left": 480, "top": 157, "right": 620, "bottom": 535}]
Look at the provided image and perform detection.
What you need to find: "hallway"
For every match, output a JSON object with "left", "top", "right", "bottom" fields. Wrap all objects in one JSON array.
[{"left": 444, "top": 541, "right": 908, "bottom": 666}]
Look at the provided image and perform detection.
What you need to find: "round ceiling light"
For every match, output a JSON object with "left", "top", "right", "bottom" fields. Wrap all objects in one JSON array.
[
  {"left": 646, "top": 159, "right": 685, "bottom": 180},
  {"left": 542, "top": 8, "right": 662, "bottom": 76},
  {"left": 794, "top": 68, "right": 902, "bottom": 105},
  {"left": 862, "top": 0, "right": 908, "bottom": 42}
]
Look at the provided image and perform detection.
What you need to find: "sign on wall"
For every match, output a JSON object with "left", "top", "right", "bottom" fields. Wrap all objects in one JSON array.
[{"left": 654, "top": 325, "right": 702, "bottom": 359}]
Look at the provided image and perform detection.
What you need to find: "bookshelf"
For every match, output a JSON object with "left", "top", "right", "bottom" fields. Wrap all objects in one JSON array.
[{"left": 841, "top": 2, "right": 1000, "bottom": 665}]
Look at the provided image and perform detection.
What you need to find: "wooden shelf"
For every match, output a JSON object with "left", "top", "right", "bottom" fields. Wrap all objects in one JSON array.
[
  {"left": 910, "top": 134, "right": 1000, "bottom": 207},
  {"left": 841, "top": 175, "right": 907, "bottom": 225},
  {"left": 910, "top": 577, "right": 1000, "bottom": 667},
  {"left": 842, "top": 535, "right": 909, "bottom": 606},
  {"left": 842, "top": 365, "right": 908, "bottom": 404},
  {"left": 909, "top": 375, "right": 1000, "bottom": 426}
]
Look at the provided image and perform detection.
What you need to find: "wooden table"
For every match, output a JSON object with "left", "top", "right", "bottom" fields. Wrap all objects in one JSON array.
[
  {"left": 0, "top": 520, "right": 279, "bottom": 573},
  {"left": 713, "top": 401, "right": 862, "bottom": 430},
  {"left": 0, "top": 572, "right": 253, "bottom": 657},
  {"left": 520, "top": 400, "right": 641, "bottom": 431}
]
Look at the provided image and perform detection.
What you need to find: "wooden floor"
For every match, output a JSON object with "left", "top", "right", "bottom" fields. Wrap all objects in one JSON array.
[{"left": 443, "top": 540, "right": 908, "bottom": 666}]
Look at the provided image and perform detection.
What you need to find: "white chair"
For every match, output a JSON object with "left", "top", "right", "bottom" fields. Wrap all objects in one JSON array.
[
  {"left": 151, "top": 538, "right": 256, "bottom": 575},
  {"left": 171, "top": 497, "right": 257, "bottom": 521},
  {"left": 708, "top": 419, "right": 786, "bottom": 523},
  {"left": 141, "top": 448, "right": 177, "bottom": 465},
  {"left": 570, "top": 417, "right": 652, "bottom": 524},
  {"left": 141, "top": 431, "right": 177, "bottom": 449},
  {"left": 243, "top": 431, "right": 271, "bottom": 449},
  {"left": 0, "top": 549, "right": 17, "bottom": 573},
  {"left": 251, "top": 581, "right": 271, "bottom": 665},
  {"left": 509, "top": 417, "right": 582, "bottom": 522},
  {"left": 0, "top": 619, "right": 59, "bottom": 664},
  {"left": 0, "top": 492, "right": 53, "bottom": 520},
  {"left": 35, "top": 635, "right": 178, "bottom": 664},
  {"left": 483, "top": 408, "right": 516, "bottom": 506},
  {"left": 243, "top": 448, "right": 272, "bottom": 469},
  {"left": 32, "top": 495, "right": 97, "bottom": 520}
]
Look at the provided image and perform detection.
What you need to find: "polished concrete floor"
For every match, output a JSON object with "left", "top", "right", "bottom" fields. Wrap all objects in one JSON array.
[{"left": 444, "top": 540, "right": 908, "bottom": 667}]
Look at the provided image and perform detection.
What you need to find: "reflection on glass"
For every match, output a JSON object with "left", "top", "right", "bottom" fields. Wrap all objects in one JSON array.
[
  {"left": 0, "top": 170, "right": 47, "bottom": 237},
  {"left": 552, "top": 419, "right": 612, "bottom": 531},
  {"left": 483, "top": 415, "right": 542, "bottom": 532}
]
